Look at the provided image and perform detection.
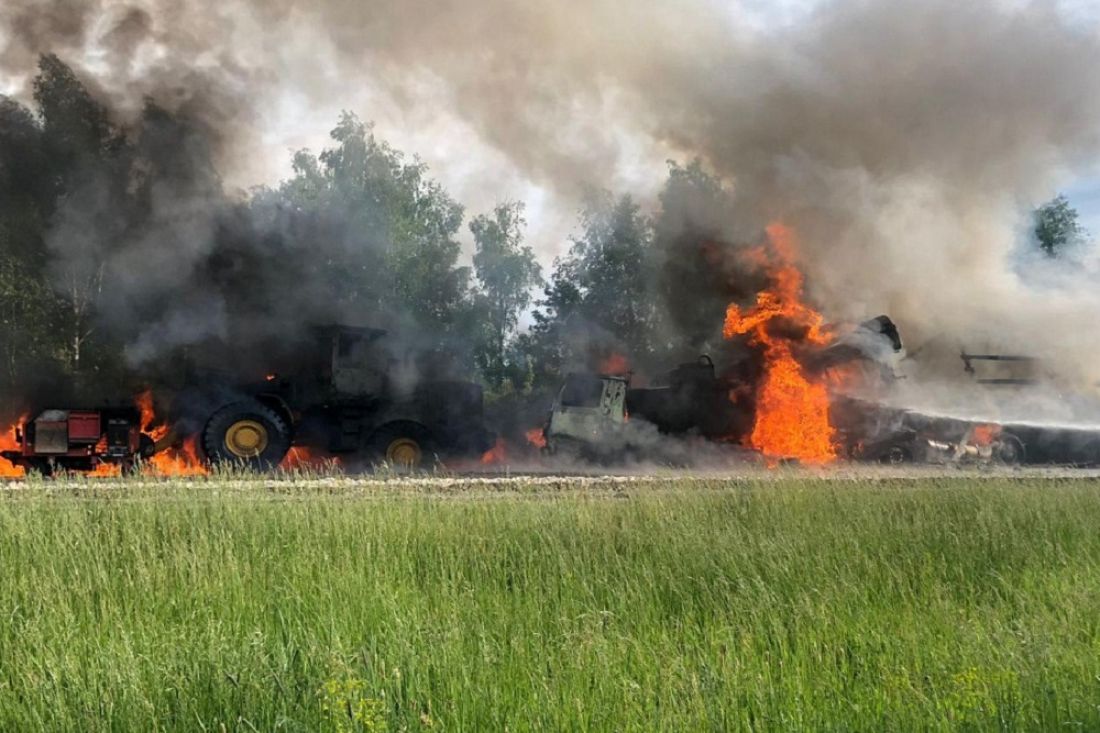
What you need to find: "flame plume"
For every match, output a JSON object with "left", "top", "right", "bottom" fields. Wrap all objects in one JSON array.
[
  {"left": 723, "top": 223, "right": 837, "bottom": 464},
  {"left": 0, "top": 419, "right": 26, "bottom": 478},
  {"left": 136, "top": 390, "right": 209, "bottom": 476}
]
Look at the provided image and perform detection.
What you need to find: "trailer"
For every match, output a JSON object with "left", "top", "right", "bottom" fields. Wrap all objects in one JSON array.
[{"left": 1, "top": 407, "right": 154, "bottom": 476}]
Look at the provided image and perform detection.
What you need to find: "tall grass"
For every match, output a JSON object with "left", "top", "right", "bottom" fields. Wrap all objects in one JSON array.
[{"left": 0, "top": 477, "right": 1099, "bottom": 730}]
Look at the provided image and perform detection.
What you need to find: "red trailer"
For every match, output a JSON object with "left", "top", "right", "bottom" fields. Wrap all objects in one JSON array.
[{"left": 1, "top": 407, "right": 153, "bottom": 476}]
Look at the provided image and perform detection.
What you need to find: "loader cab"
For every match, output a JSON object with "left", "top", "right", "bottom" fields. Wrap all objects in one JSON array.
[
  {"left": 545, "top": 373, "right": 628, "bottom": 450},
  {"left": 315, "top": 326, "right": 391, "bottom": 397}
]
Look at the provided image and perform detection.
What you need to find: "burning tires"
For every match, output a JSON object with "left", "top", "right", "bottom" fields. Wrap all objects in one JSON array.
[{"left": 202, "top": 400, "right": 291, "bottom": 470}]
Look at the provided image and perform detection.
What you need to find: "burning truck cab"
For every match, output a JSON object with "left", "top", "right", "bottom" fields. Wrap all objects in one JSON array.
[
  {"left": 542, "top": 356, "right": 753, "bottom": 460},
  {"left": 543, "top": 373, "right": 630, "bottom": 459}
]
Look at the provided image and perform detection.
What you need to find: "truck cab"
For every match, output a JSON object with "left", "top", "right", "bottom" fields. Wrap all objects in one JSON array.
[{"left": 544, "top": 373, "right": 629, "bottom": 455}]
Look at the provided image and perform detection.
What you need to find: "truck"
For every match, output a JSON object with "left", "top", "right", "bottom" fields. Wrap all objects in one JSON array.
[
  {"left": 542, "top": 356, "right": 751, "bottom": 460},
  {"left": 2, "top": 325, "right": 495, "bottom": 474}
]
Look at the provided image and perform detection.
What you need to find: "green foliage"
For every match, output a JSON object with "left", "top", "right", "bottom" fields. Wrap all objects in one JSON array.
[
  {"left": 470, "top": 201, "right": 541, "bottom": 390},
  {"left": 0, "top": 257, "right": 67, "bottom": 409},
  {"left": 1033, "top": 194, "right": 1085, "bottom": 257},
  {"left": 0, "top": 60, "right": 488, "bottom": 402},
  {"left": 527, "top": 192, "right": 658, "bottom": 383},
  {"left": 32, "top": 54, "right": 122, "bottom": 172},
  {"left": 652, "top": 160, "right": 744, "bottom": 354},
  {"left": 570, "top": 194, "right": 656, "bottom": 355},
  {"left": 272, "top": 112, "right": 472, "bottom": 337},
  {"left": 0, "top": 56, "right": 740, "bottom": 402},
  {"left": 0, "top": 477, "right": 1099, "bottom": 729},
  {"left": 523, "top": 162, "right": 742, "bottom": 386},
  {"left": 1, "top": 56, "right": 171, "bottom": 390},
  {"left": 319, "top": 676, "right": 388, "bottom": 733}
]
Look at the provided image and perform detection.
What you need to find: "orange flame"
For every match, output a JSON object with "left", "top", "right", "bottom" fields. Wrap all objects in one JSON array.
[
  {"left": 136, "top": 391, "right": 209, "bottom": 476},
  {"left": 969, "top": 424, "right": 1001, "bottom": 446},
  {"left": 88, "top": 462, "right": 122, "bottom": 477},
  {"left": 599, "top": 353, "right": 630, "bottom": 375},
  {"left": 480, "top": 437, "right": 507, "bottom": 465},
  {"left": 723, "top": 223, "right": 836, "bottom": 464},
  {"left": 525, "top": 427, "right": 547, "bottom": 449},
  {"left": 280, "top": 446, "right": 342, "bottom": 471},
  {"left": 136, "top": 389, "right": 169, "bottom": 441},
  {"left": 0, "top": 418, "right": 26, "bottom": 478},
  {"left": 146, "top": 435, "right": 208, "bottom": 476}
]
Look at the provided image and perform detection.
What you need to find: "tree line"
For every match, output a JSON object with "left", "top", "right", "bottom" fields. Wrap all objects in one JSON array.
[
  {"left": 0, "top": 55, "right": 1088, "bottom": 411},
  {"left": 0, "top": 56, "right": 745, "bottom": 410}
]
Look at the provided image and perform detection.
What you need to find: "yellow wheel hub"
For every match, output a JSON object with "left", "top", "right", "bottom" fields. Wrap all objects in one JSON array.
[
  {"left": 225, "top": 419, "right": 269, "bottom": 458},
  {"left": 386, "top": 437, "right": 422, "bottom": 467}
]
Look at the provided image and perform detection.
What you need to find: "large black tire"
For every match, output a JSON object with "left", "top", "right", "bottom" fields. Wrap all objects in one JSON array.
[
  {"left": 880, "top": 444, "right": 912, "bottom": 465},
  {"left": 993, "top": 433, "right": 1025, "bottom": 466},
  {"left": 364, "top": 421, "right": 434, "bottom": 470},
  {"left": 202, "top": 400, "right": 292, "bottom": 471}
]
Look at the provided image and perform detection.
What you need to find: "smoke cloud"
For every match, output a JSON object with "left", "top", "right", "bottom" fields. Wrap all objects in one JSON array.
[{"left": 5, "top": 0, "right": 1100, "bottom": 389}]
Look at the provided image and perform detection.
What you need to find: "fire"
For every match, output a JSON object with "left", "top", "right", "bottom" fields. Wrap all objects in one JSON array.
[
  {"left": 88, "top": 462, "right": 122, "bottom": 477},
  {"left": 147, "top": 435, "right": 208, "bottom": 476},
  {"left": 480, "top": 437, "right": 507, "bottom": 465},
  {"left": 969, "top": 424, "right": 1001, "bottom": 446},
  {"left": 723, "top": 223, "right": 837, "bottom": 464},
  {"left": 525, "top": 427, "right": 547, "bottom": 449},
  {"left": 0, "top": 418, "right": 26, "bottom": 478},
  {"left": 136, "top": 389, "right": 170, "bottom": 441},
  {"left": 280, "top": 446, "right": 341, "bottom": 471},
  {"left": 136, "top": 390, "right": 209, "bottom": 476},
  {"left": 599, "top": 353, "right": 630, "bottom": 375}
]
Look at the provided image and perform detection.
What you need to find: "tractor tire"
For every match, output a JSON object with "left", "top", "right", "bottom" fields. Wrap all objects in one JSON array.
[
  {"left": 364, "top": 421, "right": 434, "bottom": 470},
  {"left": 202, "top": 400, "right": 292, "bottom": 471},
  {"left": 993, "top": 433, "right": 1025, "bottom": 466},
  {"left": 881, "top": 445, "right": 912, "bottom": 465}
]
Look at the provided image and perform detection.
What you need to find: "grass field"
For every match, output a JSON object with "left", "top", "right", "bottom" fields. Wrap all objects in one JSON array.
[{"left": 1, "top": 474, "right": 1100, "bottom": 731}]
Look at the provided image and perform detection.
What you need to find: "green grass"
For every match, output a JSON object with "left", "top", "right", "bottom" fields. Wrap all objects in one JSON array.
[{"left": 1, "top": 476, "right": 1100, "bottom": 731}]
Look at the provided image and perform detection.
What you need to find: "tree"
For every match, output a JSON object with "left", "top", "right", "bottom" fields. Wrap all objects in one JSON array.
[
  {"left": 652, "top": 160, "right": 747, "bottom": 355},
  {"left": 257, "top": 112, "right": 479, "bottom": 372},
  {"left": 569, "top": 193, "right": 657, "bottom": 359},
  {"left": 1034, "top": 194, "right": 1085, "bottom": 257},
  {"left": 470, "top": 202, "right": 541, "bottom": 389},
  {"left": 519, "top": 255, "right": 582, "bottom": 387},
  {"left": 524, "top": 192, "right": 658, "bottom": 383},
  {"left": 0, "top": 56, "right": 125, "bottom": 406},
  {"left": 32, "top": 54, "right": 130, "bottom": 374}
]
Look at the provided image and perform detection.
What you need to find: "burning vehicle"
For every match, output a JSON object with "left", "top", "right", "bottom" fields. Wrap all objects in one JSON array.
[
  {"left": 542, "top": 356, "right": 751, "bottom": 461},
  {"left": 1, "top": 406, "right": 155, "bottom": 476},
  {"left": 831, "top": 398, "right": 1028, "bottom": 466},
  {"left": 177, "top": 325, "right": 494, "bottom": 470},
  {"left": 536, "top": 218, "right": 1087, "bottom": 470},
  {"left": 542, "top": 373, "right": 629, "bottom": 461},
  {"left": 2, "top": 325, "right": 494, "bottom": 475}
]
